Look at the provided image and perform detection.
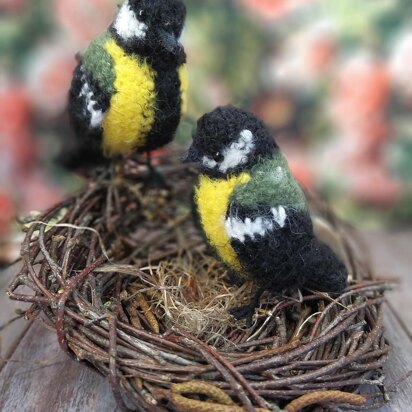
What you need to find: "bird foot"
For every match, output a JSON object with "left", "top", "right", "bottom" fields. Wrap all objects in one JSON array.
[
  {"left": 228, "top": 304, "right": 257, "bottom": 327},
  {"left": 147, "top": 166, "right": 170, "bottom": 189},
  {"left": 143, "top": 153, "right": 170, "bottom": 189},
  {"left": 225, "top": 272, "right": 243, "bottom": 286}
]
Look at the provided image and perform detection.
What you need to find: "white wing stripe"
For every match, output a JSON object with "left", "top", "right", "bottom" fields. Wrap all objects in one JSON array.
[
  {"left": 225, "top": 206, "right": 287, "bottom": 243},
  {"left": 271, "top": 206, "right": 287, "bottom": 228},
  {"left": 79, "top": 71, "right": 104, "bottom": 129}
]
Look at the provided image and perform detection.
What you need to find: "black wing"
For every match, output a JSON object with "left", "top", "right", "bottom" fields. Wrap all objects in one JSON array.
[
  {"left": 226, "top": 202, "right": 347, "bottom": 294},
  {"left": 69, "top": 64, "right": 111, "bottom": 139},
  {"left": 62, "top": 64, "right": 111, "bottom": 169}
]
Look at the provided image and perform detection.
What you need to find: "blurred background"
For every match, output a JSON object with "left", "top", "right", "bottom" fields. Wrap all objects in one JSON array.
[{"left": 1, "top": 0, "right": 412, "bottom": 263}]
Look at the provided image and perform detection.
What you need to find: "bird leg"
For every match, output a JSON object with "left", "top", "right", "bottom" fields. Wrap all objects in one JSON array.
[
  {"left": 145, "top": 151, "right": 168, "bottom": 188},
  {"left": 146, "top": 151, "right": 154, "bottom": 170},
  {"left": 113, "top": 158, "right": 125, "bottom": 184},
  {"left": 229, "top": 285, "right": 266, "bottom": 327},
  {"left": 225, "top": 271, "right": 244, "bottom": 286}
]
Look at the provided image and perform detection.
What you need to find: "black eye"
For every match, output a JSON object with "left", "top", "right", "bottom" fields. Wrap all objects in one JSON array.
[
  {"left": 213, "top": 152, "right": 223, "bottom": 162},
  {"left": 139, "top": 10, "right": 145, "bottom": 17}
]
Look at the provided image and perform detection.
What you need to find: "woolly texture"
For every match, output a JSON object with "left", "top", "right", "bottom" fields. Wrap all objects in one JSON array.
[
  {"left": 187, "top": 106, "right": 278, "bottom": 179},
  {"left": 66, "top": 0, "right": 187, "bottom": 167},
  {"left": 68, "top": 65, "right": 111, "bottom": 168},
  {"left": 83, "top": 33, "right": 116, "bottom": 95},
  {"left": 111, "top": 0, "right": 186, "bottom": 58},
  {"left": 234, "top": 152, "right": 307, "bottom": 210},
  {"left": 102, "top": 38, "right": 156, "bottom": 156},
  {"left": 195, "top": 173, "right": 251, "bottom": 273},
  {"left": 188, "top": 105, "right": 348, "bottom": 295},
  {"left": 114, "top": 1, "right": 148, "bottom": 41},
  {"left": 142, "top": 56, "right": 185, "bottom": 153},
  {"left": 230, "top": 205, "right": 347, "bottom": 292}
]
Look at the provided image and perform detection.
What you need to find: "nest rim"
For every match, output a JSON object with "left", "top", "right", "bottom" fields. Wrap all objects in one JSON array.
[{"left": 8, "top": 157, "right": 392, "bottom": 412}]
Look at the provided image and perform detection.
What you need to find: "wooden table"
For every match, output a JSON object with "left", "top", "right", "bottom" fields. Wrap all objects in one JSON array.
[{"left": 0, "top": 231, "right": 411, "bottom": 411}]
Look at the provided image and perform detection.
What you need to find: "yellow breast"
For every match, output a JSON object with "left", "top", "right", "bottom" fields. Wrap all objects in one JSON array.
[
  {"left": 195, "top": 173, "right": 251, "bottom": 273},
  {"left": 102, "top": 39, "right": 156, "bottom": 157}
]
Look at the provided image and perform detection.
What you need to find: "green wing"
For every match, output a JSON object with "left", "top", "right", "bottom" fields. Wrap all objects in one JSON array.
[
  {"left": 82, "top": 32, "right": 116, "bottom": 95},
  {"left": 232, "top": 151, "right": 307, "bottom": 211}
]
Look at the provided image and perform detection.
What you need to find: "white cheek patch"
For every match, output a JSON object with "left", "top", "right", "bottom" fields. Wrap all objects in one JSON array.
[
  {"left": 219, "top": 129, "right": 255, "bottom": 173},
  {"left": 79, "top": 69, "right": 104, "bottom": 128},
  {"left": 202, "top": 156, "right": 218, "bottom": 169},
  {"left": 225, "top": 206, "right": 287, "bottom": 243},
  {"left": 114, "top": 1, "right": 147, "bottom": 41}
]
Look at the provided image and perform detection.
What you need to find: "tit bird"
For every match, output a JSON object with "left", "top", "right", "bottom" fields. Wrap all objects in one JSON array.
[
  {"left": 66, "top": 0, "right": 188, "bottom": 168},
  {"left": 183, "top": 106, "right": 347, "bottom": 321}
]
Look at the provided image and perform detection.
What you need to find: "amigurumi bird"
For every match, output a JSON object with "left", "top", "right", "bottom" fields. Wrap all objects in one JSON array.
[
  {"left": 67, "top": 0, "right": 188, "bottom": 168},
  {"left": 183, "top": 106, "right": 347, "bottom": 322}
]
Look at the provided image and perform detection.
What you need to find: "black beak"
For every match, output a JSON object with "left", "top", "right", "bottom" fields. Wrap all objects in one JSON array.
[
  {"left": 181, "top": 146, "right": 202, "bottom": 163},
  {"left": 158, "top": 29, "right": 179, "bottom": 53}
]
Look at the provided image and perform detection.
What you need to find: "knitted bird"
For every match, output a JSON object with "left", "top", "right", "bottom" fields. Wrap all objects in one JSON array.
[
  {"left": 66, "top": 0, "right": 188, "bottom": 168},
  {"left": 183, "top": 106, "right": 347, "bottom": 322}
]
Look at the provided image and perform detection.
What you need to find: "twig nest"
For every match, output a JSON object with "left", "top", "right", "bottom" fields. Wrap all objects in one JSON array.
[{"left": 8, "top": 157, "right": 392, "bottom": 411}]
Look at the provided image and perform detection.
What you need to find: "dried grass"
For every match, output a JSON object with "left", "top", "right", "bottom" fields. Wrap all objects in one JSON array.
[{"left": 7, "top": 156, "right": 393, "bottom": 411}]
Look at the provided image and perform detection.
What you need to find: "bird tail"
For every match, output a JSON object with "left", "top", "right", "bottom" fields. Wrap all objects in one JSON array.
[
  {"left": 56, "top": 140, "right": 108, "bottom": 173},
  {"left": 301, "top": 239, "right": 348, "bottom": 294}
]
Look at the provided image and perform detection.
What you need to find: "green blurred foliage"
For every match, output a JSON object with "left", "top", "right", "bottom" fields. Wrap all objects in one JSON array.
[
  {"left": 0, "top": 0, "right": 52, "bottom": 72},
  {"left": 185, "top": 0, "right": 268, "bottom": 117}
]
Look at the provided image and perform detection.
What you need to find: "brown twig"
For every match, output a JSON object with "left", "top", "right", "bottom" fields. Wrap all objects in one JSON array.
[{"left": 6, "top": 157, "right": 391, "bottom": 412}]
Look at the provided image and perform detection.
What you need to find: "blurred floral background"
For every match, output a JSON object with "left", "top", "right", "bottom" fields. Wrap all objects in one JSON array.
[{"left": 1, "top": 0, "right": 412, "bottom": 263}]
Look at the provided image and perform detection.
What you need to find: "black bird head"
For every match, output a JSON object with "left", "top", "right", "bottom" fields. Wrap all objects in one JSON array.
[
  {"left": 182, "top": 106, "right": 279, "bottom": 178},
  {"left": 111, "top": 0, "right": 186, "bottom": 57}
]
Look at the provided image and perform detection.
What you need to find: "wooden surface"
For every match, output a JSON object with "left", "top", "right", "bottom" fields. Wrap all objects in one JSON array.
[{"left": 0, "top": 231, "right": 411, "bottom": 412}]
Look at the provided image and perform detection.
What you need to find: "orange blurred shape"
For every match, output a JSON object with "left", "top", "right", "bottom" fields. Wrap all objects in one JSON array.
[
  {"left": 18, "top": 172, "right": 63, "bottom": 212},
  {"left": 307, "top": 37, "right": 336, "bottom": 73},
  {"left": 349, "top": 162, "right": 401, "bottom": 207},
  {"left": 0, "top": 85, "right": 30, "bottom": 135},
  {"left": 357, "top": 117, "right": 392, "bottom": 145},
  {"left": 142, "top": 147, "right": 170, "bottom": 166},
  {"left": 54, "top": 0, "right": 116, "bottom": 48},
  {"left": 333, "top": 57, "right": 390, "bottom": 120},
  {"left": 0, "top": 85, "right": 34, "bottom": 167},
  {"left": 238, "top": 0, "right": 313, "bottom": 20},
  {"left": 0, "top": 192, "right": 14, "bottom": 237},
  {"left": 288, "top": 156, "right": 315, "bottom": 189},
  {"left": 251, "top": 93, "right": 295, "bottom": 130}
]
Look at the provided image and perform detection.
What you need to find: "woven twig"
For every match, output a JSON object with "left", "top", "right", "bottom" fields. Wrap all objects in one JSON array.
[{"left": 7, "top": 157, "right": 392, "bottom": 411}]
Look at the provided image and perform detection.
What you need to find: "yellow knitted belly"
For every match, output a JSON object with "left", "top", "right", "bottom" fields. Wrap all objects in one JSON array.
[
  {"left": 102, "top": 39, "right": 156, "bottom": 157},
  {"left": 195, "top": 173, "right": 250, "bottom": 273}
]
